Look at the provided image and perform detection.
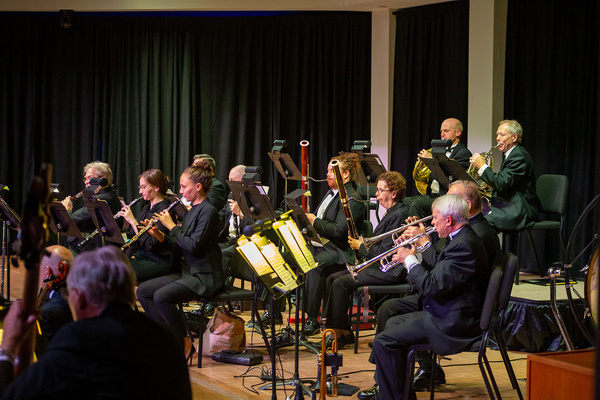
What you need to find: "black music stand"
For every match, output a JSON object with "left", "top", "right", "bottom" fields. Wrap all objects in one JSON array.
[
  {"left": 268, "top": 151, "right": 303, "bottom": 206},
  {"left": 84, "top": 197, "right": 124, "bottom": 246},
  {"left": 0, "top": 197, "right": 20, "bottom": 299},
  {"left": 227, "top": 180, "right": 277, "bottom": 223},
  {"left": 49, "top": 201, "right": 83, "bottom": 244},
  {"left": 285, "top": 191, "right": 321, "bottom": 245},
  {"left": 419, "top": 156, "right": 477, "bottom": 191}
]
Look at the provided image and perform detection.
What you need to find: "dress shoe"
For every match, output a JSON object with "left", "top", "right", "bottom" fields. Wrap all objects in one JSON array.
[
  {"left": 413, "top": 365, "right": 446, "bottom": 391},
  {"left": 302, "top": 319, "right": 320, "bottom": 336},
  {"left": 357, "top": 384, "right": 379, "bottom": 400}
]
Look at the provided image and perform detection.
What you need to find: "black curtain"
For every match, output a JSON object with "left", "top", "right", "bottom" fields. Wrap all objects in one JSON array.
[
  {"left": 504, "top": 0, "right": 599, "bottom": 274},
  {"left": 390, "top": 1, "right": 469, "bottom": 196},
  {"left": 0, "top": 12, "right": 371, "bottom": 216}
]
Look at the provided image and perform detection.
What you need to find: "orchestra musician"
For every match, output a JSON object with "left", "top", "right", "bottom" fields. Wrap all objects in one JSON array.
[
  {"left": 301, "top": 153, "right": 366, "bottom": 336},
  {"left": 378, "top": 179, "right": 502, "bottom": 392},
  {"left": 192, "top": 154, "right": 227, "bottom": 212},
  {"left": 358, "top": 194, "right": 488, "bottom": 400},
  {"left": 320, "top": 171, "right": 410, "bottom": 348},
  {"left": 407, "top": 118, "right": 472, "bottom": 219},
  {"left": 469, "top": 119, "right": 540, "bottom": 231},
  {"left": 61, "top": 161, "right": 121, "bottom": 251},
  {"left": 116, "top": 169, "right": 176, "bottom": 283},
  {"left": 35, "top": 245, "right": 74, "bottom": 356},
  {"left": 136, "top": 161, "right": 224, "bottom": 361}
]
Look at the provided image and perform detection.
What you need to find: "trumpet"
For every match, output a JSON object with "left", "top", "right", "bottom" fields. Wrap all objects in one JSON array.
[
  {"left": 77, "top": 196, "right": 144, "bottom": 249},
  {"left": 347, "top": 226, "right": 436, "bottom": 281},
  {"left": 363, "top": 215, "right": 433, "bottom": 249},
  {"left": 121, "top": 197, "right": 181, "bottom": 251}
]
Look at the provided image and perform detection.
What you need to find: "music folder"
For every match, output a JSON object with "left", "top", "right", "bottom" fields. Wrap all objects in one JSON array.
[
  {"left": 84, "top": 197, "right": 124, "bottom": 245},
  {"left": 49, "top": 201, "right": 83, "bottom": 240},
  {"left": 268, "top": 152, "right": 302, "bottom": 181},
  {"left": 227, "top": 180, "right": 277, "bottom": 223},
  {"left": 0, "top": 197, "right": 21, "bottom": 229},
  {"left": 419, "top": 156, "right": 477, "bottom": 189}
]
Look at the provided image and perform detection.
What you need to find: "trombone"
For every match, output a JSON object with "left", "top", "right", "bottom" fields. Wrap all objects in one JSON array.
[
  {"left": 363, "top": 215, "right": 433, "bottom": 249},
  {"left": 347, "top": 226, "right": 436, "bottom": 281}
]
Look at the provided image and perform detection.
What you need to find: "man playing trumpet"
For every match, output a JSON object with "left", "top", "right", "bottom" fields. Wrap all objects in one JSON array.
[{"left": 358, "top": 194, "right": 488, "bottom": 400}]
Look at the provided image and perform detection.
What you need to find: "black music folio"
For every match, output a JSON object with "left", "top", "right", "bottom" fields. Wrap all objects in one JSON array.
[{"left": 210, "top": 350, "right": 263, "bottom": 366}]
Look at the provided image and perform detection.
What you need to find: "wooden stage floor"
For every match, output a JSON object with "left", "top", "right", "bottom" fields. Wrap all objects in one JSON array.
[{"left": 4, "top": 259, "right": 529, "bottom": 399}]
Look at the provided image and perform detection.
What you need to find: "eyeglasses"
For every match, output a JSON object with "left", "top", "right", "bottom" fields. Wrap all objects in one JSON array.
[
  {"left": 138, "top": 185, "right": 149, "bottom": 191},
  {"left": 376, "top": 188, "right": 391, "bottom": 193}
]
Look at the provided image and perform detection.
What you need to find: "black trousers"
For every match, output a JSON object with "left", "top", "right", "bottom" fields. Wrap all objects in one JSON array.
[
  {"left": 322, "top": 269, "right": 391, "bottom": 330},
  {"left": 370, "top": 310, "right": 426, "bottom": 399}
]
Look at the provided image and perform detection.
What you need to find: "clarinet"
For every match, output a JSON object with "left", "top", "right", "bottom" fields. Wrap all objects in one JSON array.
[
  {"left": 121, "top": 197, "right": 181, "bottom": 251},
  {"left": 330, "top": 160, "right": 362, "bottom": 263},
  {"left": 77, "top": 196, "right": 144, "bottom": 249}
]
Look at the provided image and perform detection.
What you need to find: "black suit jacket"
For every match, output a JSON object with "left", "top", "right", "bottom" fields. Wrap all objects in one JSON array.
[
  {"left": 407, "top": 225, "right": 488, "bottom": 355},
  {"left": 167, "top": 200, "right": 224, "bottom": 297},
  {"left": 312, "top": 182, "right": 366, "bottom": 265},
  {"left": 358, "top": 201, "right": 410, "bottom": 282},
  {"left": 481, "top": 144, "right": 540, "bottom": 230},
  {"left": 207, "top": 178, "right": 227, "bottom": 214},
  {"left": 217, "top": 193, "right": 251, "bottom": 243},
  {"left": 0, "top": 304, "right": 191, "bottom": 400},
  {"left": 469, "top": 212, "right": 502, "bottom": 274},
  {"left": 70, "top": 187, "right": 121, "bottom": 233},
  {"left": 426, "top": 141, "right": 472, "bottom": 195}
]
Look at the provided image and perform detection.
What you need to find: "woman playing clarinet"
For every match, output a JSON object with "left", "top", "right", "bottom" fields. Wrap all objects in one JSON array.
[{"left": 117, "top": 169, "right": 174, "bottom": 283}]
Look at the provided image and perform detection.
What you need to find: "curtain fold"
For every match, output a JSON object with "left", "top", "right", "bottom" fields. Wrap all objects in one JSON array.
[
  {"left": 390, "top": 1, "right": 469, "bottom": 196},
  {"left": 0, "top": 12, "right": 371, "bottom": 214}
]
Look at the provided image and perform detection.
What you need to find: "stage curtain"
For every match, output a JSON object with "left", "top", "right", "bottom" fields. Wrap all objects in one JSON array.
[
  {"left": 0, "top": 12, "right": 371, "bottom": 213},
  {"left": 504, "top": 0, "right": 599, "bottom": 274},
  {"left": 390, "top": 1, "right": 469, "bottom": 196}
]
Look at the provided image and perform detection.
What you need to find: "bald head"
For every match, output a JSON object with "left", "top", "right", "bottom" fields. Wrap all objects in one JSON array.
[
  {"left": 440, "top": 118, "right": 463, "bottom": 145},
  {"left": 40, "top": 245, "right": 73, "bottom": 287},
  {"left": 448, "top": 180, "right": 482, "bottom": 216},
  {"left": 228, "top": 165, "right": 246, "bottom": 182}
]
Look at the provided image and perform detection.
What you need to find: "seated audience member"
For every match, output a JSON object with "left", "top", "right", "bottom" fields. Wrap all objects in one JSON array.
[
  {"left": 0, "top": 246, "right": 191, "bottom": 399},
  {"left": 35, "top": 245, "right": 74, "bottom": 356}
]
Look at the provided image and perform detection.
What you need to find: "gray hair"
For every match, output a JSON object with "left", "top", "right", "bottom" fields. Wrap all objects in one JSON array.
[
  {"left": 67, "top": 246, "right": 136, "bottom": 307},
  {"left": 499, "top": 119, "right": 523, "bottom": 143},
  {"left": 83, "top": 161, "right": 113, "bottom": 185},
  {"left": 432, "top": 194, "right": 469, "bottom": 224}
]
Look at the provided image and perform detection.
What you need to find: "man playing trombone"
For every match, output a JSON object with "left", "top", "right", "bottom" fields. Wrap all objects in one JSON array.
[{"left": 358, "top": 194, "right": 488, "bottom": 400}]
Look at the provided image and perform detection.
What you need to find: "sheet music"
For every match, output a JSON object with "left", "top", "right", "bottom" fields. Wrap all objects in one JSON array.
[
  {"left": 237, "top": 238, "right": 273, "bottom": 276},
  {"left": 260, "top": 242, "right": 298, "bottom": 290},
  {"left": 276, "top": 220, "right": 318, "bottom": 274}
]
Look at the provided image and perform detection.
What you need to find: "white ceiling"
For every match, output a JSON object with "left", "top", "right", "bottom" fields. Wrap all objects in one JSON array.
[{"left": 0, "top": 0, "right": 454, "bottom": 12}]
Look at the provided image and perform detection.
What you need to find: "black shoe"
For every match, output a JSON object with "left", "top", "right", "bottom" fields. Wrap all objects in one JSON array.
[
  {"left": 413, "top": 365, "right": 446, "bottom": 391},
  {"left": 357, "top": 384, "right": 379, "bottom": 400},
  {"left": 302, "top": 319, "right": 320, "bottom": 336}
]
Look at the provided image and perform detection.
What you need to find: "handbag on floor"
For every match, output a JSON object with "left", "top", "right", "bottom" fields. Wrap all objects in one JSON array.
[{"left": 202, "top": 306, "right": 246, "bottom": 356}]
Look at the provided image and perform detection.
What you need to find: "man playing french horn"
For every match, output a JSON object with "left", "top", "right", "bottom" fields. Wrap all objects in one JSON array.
[{"left": 408, "top": 118, "right": 472, "bottom": 219}]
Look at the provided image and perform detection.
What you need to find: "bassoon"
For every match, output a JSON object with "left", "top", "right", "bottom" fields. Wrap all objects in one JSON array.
[{"left": 330, "top": 160, "right": 361, "bottom": 263}]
